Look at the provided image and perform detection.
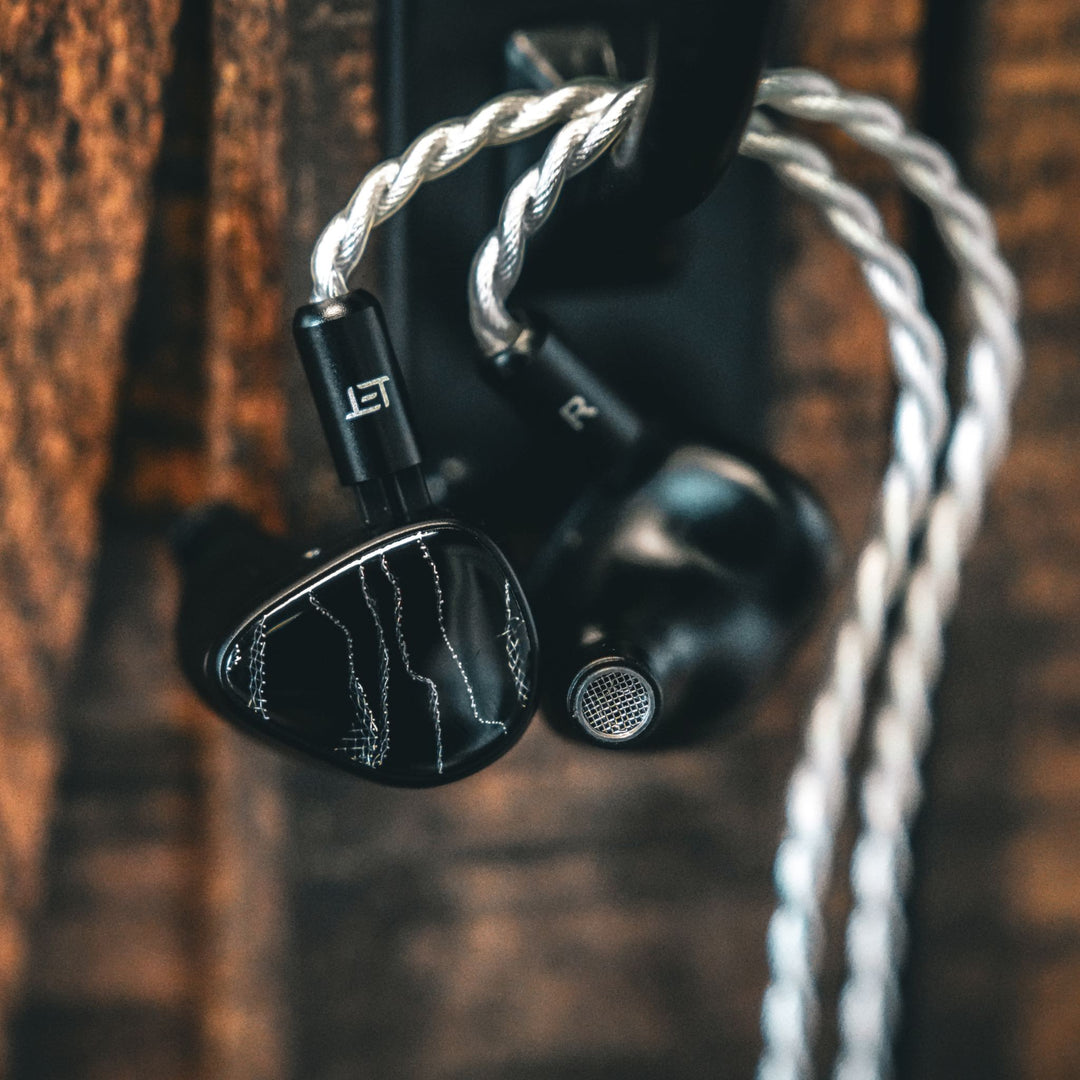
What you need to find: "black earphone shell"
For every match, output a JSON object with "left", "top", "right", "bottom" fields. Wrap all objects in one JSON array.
[
  {"left": 173, "top": 287, "right": 544, "bottom": 787},
  {"left": 533, "top": 441, "right": 835, "bottom": 746},
  {"left": 477, "top": 319, "right": 835, "bottom": 747},
  {"left": 175, "top": 506, "right": 540, "bottom": 786}
]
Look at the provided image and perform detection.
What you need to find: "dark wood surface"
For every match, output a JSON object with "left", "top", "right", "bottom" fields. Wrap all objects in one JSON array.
[
  {"left": 0, "top": 0, "right": 181, "bottom": 1059},
  {"left": 2, "top": 1, "right": 1078, "bottom": 1078}
]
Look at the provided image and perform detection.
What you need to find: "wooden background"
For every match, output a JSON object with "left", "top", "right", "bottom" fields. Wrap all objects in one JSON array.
[{"left": 0, "top": 0, "right": 1077, "bottom": 1077}]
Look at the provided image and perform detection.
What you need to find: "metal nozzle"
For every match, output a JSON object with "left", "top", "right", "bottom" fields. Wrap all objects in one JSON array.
[{"left": 569, "top": 661, "right": 657, "bottom": 743}]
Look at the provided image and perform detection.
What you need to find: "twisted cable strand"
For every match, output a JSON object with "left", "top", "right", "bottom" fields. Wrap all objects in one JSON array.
[
  {"left": 467, "top": 99, "right": 954, "bottom": 1080},
  {"left": 834, "top": 378, "right": 1018, "bottom": 1080},
  {"left": 736, "top": 116, "right": 947, "bottom": 1080},
  {"left": 751, "top": 71, "right": 1021, "bottom": 1080},
  {"left": 469, "top": 81, "right": 650, "bottom": 354},
  {"left": 757, "top": 70, "right": 1020, "bottom": 387},
  {"left": 309, "top": 80, "right": 624, "bottom": 300},
  {"left": 748, "top": 90, "right": 1021, "bottom": 1080}
]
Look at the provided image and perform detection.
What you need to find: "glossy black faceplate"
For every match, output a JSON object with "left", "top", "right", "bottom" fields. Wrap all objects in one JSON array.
[{"left": 201, "top": 520, "right": 538, "bottom": 786}]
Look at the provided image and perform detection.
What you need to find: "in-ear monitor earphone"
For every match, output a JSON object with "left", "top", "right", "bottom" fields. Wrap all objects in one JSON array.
[{"left": 176, "top": 289, "right": 539, "bottom": 786}]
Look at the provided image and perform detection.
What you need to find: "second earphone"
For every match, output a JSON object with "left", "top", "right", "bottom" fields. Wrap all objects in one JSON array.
[{"left": 476, "top": 316, "right": 834, "bottom": 747}]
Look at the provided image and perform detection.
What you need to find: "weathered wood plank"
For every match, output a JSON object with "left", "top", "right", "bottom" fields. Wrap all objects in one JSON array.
[
  {"left": 10, "top": 1, "right": 293, "bottom": 1076},
  {"left": 10, "top": 530, "right": 206, "bottom": 1080},
  {"left": 901, "top": 2, "right": 1080, "bottom": 1078},
  {"left": 199, "top": 0, "right": 292, "bottom": 1076},
  {"left": 0, "top": 0, "right": 181, "bottom": 1057}
]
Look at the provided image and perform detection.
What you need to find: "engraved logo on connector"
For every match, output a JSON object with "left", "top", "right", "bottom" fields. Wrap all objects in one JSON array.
[{"left": 345, "top": 375, "right": 392, "bottom": 419}]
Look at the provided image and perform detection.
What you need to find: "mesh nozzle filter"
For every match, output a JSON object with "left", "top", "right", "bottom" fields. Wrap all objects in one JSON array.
[{"left": 568, "top": 659, "right": 658, "bottom": 743}]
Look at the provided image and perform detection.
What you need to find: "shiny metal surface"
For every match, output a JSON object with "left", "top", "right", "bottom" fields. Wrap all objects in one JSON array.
[{"left": 571, "top": 664, "right": 655, "bottom": 742}]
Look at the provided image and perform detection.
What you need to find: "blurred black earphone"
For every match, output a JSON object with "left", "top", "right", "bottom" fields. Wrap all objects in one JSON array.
[{"left": 478, "top": 317, "right": 832, "bottom": 747}]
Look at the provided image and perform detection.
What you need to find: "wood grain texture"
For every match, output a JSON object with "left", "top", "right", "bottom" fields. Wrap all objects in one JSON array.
[
  {"left": 10, "top": 1, "right": 293, "bottom": 1076},
  {"left": 900, "top": 2, "right": 1080, "bottom": 1077},
  {"left": 10, "top": 529, "right": 209, "bottom": 1080},
  {"left": 0, "top": 0, "right": 180, "bottom": 1056},
  {"left": 200, "top": 0, "right": 291, "bottom": 1075},
  {"left": 3, "top": 1, "right": 1078, "bottom": 1079}
]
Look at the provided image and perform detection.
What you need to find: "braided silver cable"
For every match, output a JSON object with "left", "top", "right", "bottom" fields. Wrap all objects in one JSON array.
[
  {"left": 745, "top": 71, "right": 1021, "bottom": 1080},
  {"left": 831, "top": 375, "right": 1019, "bottom": 1080},
  {"left": 468, "top": 81, "right": 650, "bottom": 354},
  {"left": 309, "top": 80, "right": 626, "bottom": 300},
  {"left": 747, "top": 77, "right": 1022, "bottom": 1080},
  {"left": 756, "top": 70, "right": 1020, "bottom": 396},
  {"left": 738, "top": 115, "right": 944, "bottom": 1080},
  {"left": 468, "top": 99, "right": 953, "bottom": 1080}
]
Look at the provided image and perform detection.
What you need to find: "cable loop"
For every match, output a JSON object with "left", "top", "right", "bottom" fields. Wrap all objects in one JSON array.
[
  {"left": 465, "top": 82, "right": 950, "bottom": 1080},
  {"left": 309, "top": 79, "right": 625, "bottom": 301}
]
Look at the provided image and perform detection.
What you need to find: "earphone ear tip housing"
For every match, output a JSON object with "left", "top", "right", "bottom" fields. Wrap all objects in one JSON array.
[{"left": 536, "top": 445, "right": 835, "bottom": 746}]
